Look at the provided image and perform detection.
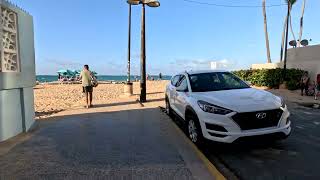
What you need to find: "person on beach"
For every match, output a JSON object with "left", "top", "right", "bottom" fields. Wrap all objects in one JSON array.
[
  {"left": 159, "top": 73, "right": 162, "bottom": 80},
  {"left": 315, "top": 74, "right": 320, "bottom": 100},
  {"left": 300, "top": 72, "right": 310, "bottom": 96},
  {"left": 79, "top": 65, "right": 93, "bottom": 108}
]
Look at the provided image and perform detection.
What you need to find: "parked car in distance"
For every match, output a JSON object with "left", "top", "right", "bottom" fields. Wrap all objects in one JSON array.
[{"left": 165, "top": 70, "right": 291, "bottom": 144}]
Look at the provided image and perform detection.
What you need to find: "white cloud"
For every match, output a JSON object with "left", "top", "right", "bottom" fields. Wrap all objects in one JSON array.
[{"left": 167, "top": 58, "right": 238, "bottom": 74}]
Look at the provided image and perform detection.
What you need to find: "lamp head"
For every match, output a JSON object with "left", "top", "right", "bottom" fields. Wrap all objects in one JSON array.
[
  {"left": 146, "top": 0, "right": 160, "bottom": 7},
  {"left": 140, "top": 0, "right": 160, "bottom": 7},
  {"left": 127, "top": 0, "right": 140, "bottom": 5}
]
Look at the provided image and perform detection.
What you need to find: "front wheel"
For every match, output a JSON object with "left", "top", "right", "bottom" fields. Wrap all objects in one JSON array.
[
  {"left": 187, "top": 116, "right": 204, "bottom": 146},
  {"left": 165, "top": 97, "right": 173, "bottom": 117}
]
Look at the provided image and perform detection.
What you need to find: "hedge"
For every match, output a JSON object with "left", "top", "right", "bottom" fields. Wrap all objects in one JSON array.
[{"left": 232, "top": 68, "right": 305, "bottom": 90}]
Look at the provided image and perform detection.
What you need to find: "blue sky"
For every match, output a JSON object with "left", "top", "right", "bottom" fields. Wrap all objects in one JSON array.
[{"left": 11, "top": 0, "right": 320, "bottom": 75}]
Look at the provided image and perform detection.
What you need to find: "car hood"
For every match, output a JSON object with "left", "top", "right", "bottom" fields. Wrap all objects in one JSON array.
[{"left": 191, "top": 88, "right": 281, "bottom": 112}]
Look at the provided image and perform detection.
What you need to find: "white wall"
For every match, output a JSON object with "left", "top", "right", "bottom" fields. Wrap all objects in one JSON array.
[
  {"left": 251, "top": 45, "right": 320, "bottom": 81},
  {"left": 0, "top": 89, "right": 23, "bottom": 141},
  {"left": 286, "top": 45, "right": 320, "bottom": 81},
  {"left": 0, "top": 1, "right": 35, "bottom": 142}
]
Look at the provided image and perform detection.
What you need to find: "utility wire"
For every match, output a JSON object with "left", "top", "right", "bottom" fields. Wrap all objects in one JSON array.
[{"left": 182, "top": 0, "right": 286, "bottom": 8}]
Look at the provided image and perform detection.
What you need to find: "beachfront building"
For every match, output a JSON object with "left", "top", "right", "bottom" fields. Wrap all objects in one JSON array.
[
  {"left": 0, "top": 0, "right": 35, "bottom": 142},
  {"left": 252, "top": 44, "right": 320, "bottom": 81}
]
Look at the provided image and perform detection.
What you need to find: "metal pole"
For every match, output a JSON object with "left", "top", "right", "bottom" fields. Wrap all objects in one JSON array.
[
  {"left": 140, "top": 4, "right": 147, "bottom": 102},
  {"left": 127, "top": 5, "right": 132, "bottom": 83},
  {"left": 283, "top": 3, "right": 290, "bottom": 80}
]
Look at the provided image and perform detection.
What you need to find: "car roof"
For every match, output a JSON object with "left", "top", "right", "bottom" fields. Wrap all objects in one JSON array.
[{"left": 176, "top": 69, "right": 228, "bottom": 75}]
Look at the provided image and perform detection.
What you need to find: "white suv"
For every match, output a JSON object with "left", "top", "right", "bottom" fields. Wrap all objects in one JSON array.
[{"left": 165, "top": 70, "right": 291, "bottom": 144}]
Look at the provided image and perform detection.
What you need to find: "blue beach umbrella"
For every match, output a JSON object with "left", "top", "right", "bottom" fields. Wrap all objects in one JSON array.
[{"left": 57, "top": 69, "right": 67, "bottom": 74}]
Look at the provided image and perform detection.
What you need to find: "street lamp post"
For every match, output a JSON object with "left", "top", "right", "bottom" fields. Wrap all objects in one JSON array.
[
  {"left": 123, "top": 4, "right": 134, "bottom": 96},
  {"left": 127, "top": 4, "right": 132, "bottom": 83},
  {"left": 140, "top": 3, "right": 147, "bottom": 102},
  {"left": 127, "top": 0, "right": 160, "bottom": 102}
]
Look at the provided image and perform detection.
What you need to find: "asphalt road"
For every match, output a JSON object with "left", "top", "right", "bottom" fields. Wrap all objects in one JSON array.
[{"left": 171, "top": 102, "right": 320, "bottom": 180}]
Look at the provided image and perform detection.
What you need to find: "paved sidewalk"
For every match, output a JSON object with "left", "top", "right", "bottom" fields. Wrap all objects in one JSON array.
[{"left": 0, "top": 106, "right": 219, "bottom": 180}]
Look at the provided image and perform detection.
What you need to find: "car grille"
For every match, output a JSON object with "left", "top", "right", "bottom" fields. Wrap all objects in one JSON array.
[{"left": 232, "top": 109, "right": 283, "bottom": 130}]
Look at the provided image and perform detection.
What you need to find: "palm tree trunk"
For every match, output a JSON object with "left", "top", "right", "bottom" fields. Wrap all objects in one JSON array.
[
  {"left": 262, "top": 0, "right": 271, "bottom": 63},
  {"left": 298, "top": 0, "right": 306, "bottom": 47},
  {"left": 280, "top": 15, "right": 288, "bottom": 62},
  {"left": 287, "top": 2, "right": 296, "bottom": 46},
  {"left": 289, "top": 13, "right": 296, "bottom": 43}
]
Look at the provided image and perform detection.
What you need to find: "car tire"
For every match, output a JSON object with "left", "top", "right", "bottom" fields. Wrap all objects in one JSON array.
[
  {"left": 186, "top": 113, "right": 204, "bottom": 146},
  {"left": 165, "top": 97, "right": 173, "bottom": 117}
]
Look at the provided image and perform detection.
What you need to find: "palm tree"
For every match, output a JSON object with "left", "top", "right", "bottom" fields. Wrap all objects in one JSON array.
[
  {"left": 262, "top": 0, "right": 271, "bottom": 63},
  {"left": 280, "top": 16, "right": 288, "bottom": 62},
  {"left": 280, "top": 0, "right": 297, "bottom": 61},
  {"left": 298, "top": 0, "right": 306, "bottom": 47}
]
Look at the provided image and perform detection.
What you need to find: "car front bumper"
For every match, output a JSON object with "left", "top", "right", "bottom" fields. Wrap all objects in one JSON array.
[{"left": 197, "top": 106, "right": 291, "bottom": 143}]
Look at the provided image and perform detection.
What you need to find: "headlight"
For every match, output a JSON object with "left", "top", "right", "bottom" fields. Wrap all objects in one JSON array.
[
  {"left": 197, "top": 100, "right": 233, "bottom": 115},
  {"left": 280, "top": 97, "right": 286, "bottom": 108}
]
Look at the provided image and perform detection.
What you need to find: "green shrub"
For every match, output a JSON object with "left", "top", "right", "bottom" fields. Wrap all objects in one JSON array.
[
  {"left": 286, "top": 80, "right": 300, "bottom": 90},
  {"left": 233, "top": 68, "right": 305, "bottom": 89},
  {"left": 233, "top": 70, "right": 252, "bottom": 81}
]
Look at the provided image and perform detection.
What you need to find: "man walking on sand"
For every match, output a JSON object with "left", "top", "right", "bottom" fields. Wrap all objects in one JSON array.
[{"left": 79, "top": 65, "right": 93, "bottom": 108}]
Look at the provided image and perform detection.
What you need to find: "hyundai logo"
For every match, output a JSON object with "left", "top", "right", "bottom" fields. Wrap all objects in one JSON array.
[{"left": 256, "top": 112, "right": 267, "bottom": 119}]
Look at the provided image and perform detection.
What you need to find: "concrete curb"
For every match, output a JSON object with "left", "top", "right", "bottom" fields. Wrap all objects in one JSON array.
[{"left": 159, "top": 107, "right": 226, "bottom": 180}]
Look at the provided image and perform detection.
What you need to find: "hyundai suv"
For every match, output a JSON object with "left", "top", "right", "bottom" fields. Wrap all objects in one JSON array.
[{"left": 165, "top": 70, "right": 291, "bottom": 144}]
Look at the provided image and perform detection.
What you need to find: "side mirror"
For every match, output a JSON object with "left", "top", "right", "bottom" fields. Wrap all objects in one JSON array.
[{"left": 176, "top": 86, "right": 188, "bottom": 92}]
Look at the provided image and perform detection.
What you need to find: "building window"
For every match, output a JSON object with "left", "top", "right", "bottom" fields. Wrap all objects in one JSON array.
[{"left": 0, "top": 6, "right": 20, "bottom": 72}]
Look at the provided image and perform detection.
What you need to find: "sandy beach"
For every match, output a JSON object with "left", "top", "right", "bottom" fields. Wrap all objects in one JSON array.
[{"left": 34, "top": 81, "right": 169, "bottom": 118}]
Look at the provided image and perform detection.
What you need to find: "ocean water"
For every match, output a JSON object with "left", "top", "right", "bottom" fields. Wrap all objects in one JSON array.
[{"left": 36, "top": 75, "right": 171, "bottom": 83}]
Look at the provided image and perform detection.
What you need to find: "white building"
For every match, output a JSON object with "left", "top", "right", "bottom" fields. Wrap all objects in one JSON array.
[
  {"left": 210, "top": 60, "right": 229, "bottom": 70},
  {"left": 252, "top": 44, "right": 320, "bottom": 81}
]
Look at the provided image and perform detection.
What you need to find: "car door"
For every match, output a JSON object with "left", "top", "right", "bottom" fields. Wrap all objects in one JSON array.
[
  {"left": 174, "top": 75, "right": 189, "bottom": 118},
  {"left": 167, "top": 75, "right": 181, "bottom": 112}
]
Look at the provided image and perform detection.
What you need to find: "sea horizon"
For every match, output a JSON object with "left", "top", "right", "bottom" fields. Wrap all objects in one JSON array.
[{"left": 36, "top": 75, "right": 172, "bottom": 83}]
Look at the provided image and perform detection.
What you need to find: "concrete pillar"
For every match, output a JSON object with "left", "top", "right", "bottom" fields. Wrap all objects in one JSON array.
[{"left": 0, "top": 0, "right": 35, "bottom": 142}]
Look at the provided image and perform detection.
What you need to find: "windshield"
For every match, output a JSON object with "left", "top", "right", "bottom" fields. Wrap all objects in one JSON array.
[{"left": 189, "top": 72, "right": 250, "bottom": 92}]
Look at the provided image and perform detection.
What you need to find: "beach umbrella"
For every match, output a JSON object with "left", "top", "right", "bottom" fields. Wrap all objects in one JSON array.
[
  {"left": 57, "top": 69, "right": 69, "bottom": 76},
  {"left": 57, "top": 69, "right": 67, "bottom": 74},
  {"left": 66, "top": 69, "right": 75, "bottom": 76},
  {"left": 74, "top": 70, "right": 81, "bottom": 75}
]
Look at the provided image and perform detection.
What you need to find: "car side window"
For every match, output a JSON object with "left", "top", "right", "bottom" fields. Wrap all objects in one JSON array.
[
  {"left": 177, "top": 76, "right": 188, "bottom": 91},
  {"left": 171, "top": 75, "right": 181, "bottom": 87}
]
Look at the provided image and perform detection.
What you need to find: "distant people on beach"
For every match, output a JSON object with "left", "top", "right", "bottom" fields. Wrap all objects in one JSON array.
[
  {"left": 79, "top": 65, "right": 93, "bottom": 108},
  {"left": 159, "top": 73, "right": 162, "bottom": 80}
]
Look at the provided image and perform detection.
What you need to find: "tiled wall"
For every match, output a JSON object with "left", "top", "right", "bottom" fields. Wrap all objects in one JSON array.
[{"left": 0, "top": 5, "right": 20, "bottom": 72}]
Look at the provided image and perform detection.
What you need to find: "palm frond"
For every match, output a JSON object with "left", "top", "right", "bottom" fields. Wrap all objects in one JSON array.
[{"left": 284, "top": 0, "right": 298, "bottom": 5}]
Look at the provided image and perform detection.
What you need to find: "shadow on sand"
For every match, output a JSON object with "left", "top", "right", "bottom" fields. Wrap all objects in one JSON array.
[{"left": 90, "top": 98, "right": 165, "bottom": 108}]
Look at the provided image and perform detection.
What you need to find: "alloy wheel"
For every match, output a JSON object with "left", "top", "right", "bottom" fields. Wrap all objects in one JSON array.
[{"left": 188, "top": 119, "right": 198, "bottom": 143}]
